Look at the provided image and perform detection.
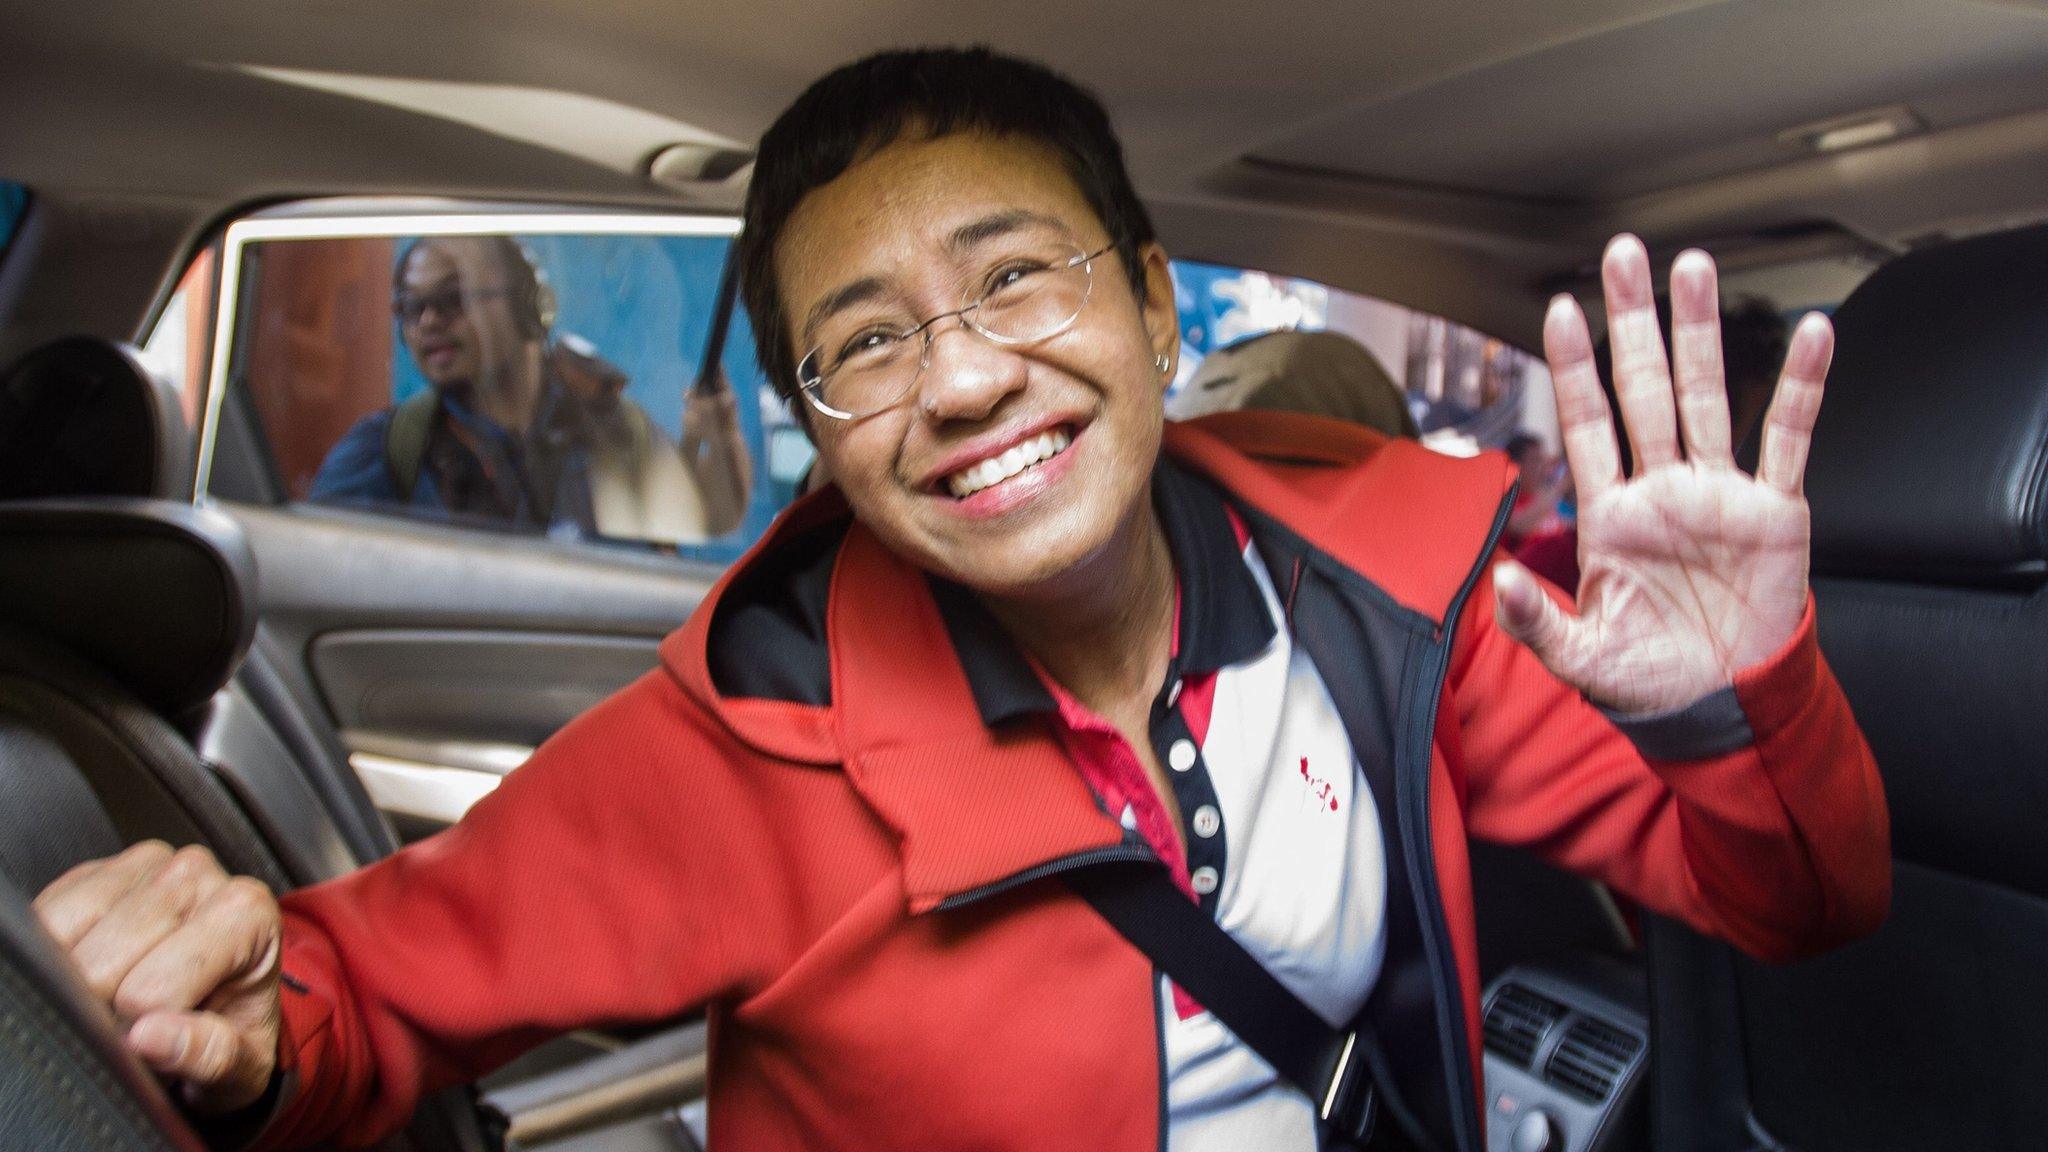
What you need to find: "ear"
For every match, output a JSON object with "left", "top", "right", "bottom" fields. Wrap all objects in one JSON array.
[{"left": 1135, "top": 242, "right": 1179, "bottom": 387}]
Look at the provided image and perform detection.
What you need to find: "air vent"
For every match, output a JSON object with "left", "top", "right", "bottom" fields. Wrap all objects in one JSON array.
[
  {"left": 1544, "top": 1015, "right": 1643, "bottom": 1103},
  {"left": 1482, "top": 984, "right": 1565, "bottom": 1068}
]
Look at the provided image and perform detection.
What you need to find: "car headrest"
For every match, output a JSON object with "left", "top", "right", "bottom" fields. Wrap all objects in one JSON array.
[
  {"left": 1807, "top": 224, "right": 2048, "bottom": 586},
  {"left": 0, "top": 500, "right": 256, "bottom": 715},
  {"left": 0, "top": 336, "right": 192, "bottom": 502}
]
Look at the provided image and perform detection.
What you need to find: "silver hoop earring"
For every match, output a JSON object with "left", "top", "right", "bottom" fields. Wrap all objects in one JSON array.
[{"left": 1155, "top": 353, "right": 1172, "bottom": 376}]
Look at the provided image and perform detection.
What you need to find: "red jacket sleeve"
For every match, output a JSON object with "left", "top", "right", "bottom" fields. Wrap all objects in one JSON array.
[
  {"left": 1448, "top": 562, "right": 1891, "bottom": 962},
  {"left": 253, "top": 674, "right": 767, "bottom": 1149}
]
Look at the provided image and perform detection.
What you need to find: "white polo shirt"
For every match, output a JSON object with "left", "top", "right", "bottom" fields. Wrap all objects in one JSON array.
[{"left": 1156, "top": 530, "right": 1387, "bottom": 1149}]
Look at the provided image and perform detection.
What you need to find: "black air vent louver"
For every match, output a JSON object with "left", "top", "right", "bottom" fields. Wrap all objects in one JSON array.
[
  {"left": 1482, "top": 983, "right": 1565, "bottom": 1068},
  {"left": 1544, "top": 1015, "right": 1643, "bottom": 1103}
]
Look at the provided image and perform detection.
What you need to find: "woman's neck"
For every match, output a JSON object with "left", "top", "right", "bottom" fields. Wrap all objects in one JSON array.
[{"left": 982, "top": 499, "right": 1176, "bottom": 720}]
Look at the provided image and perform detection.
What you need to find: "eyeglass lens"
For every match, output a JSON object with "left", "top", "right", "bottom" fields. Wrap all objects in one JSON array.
[
  {"left": 393, "top": 286, "right": 509, "bottom": 324},
  {"left": 804, "top": 244, "right": 1096, "bottom": 418}
]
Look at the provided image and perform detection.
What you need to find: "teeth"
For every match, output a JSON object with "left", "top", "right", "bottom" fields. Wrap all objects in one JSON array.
[{"left": 947, "top": 428, "right": 1072, "bottom": 499}]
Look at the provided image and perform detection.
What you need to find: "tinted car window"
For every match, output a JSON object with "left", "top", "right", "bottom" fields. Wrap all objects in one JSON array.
[{"left": 219, "top": 223, "right": 800, "bottom": 565}]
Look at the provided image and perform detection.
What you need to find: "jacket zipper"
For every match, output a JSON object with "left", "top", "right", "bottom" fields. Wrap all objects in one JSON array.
[
  {"left": 1398, "top": 482, "right": 1517, "bottom": 1152},
  {"left": 929, "top": 843, "right": 1161, "bottom": 913}
]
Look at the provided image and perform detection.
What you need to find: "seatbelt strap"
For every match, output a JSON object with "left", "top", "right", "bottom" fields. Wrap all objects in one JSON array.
[{"left": 1065, "top": 861, "right": 1379, "bottom": 1147}]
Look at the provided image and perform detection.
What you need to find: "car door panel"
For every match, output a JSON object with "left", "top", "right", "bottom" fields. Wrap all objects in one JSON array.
[
  {"left": 215, "top": 505, "right": 720, "bottom": 1149},
  {"left": 226, "top": 502, "right": 710, "bottom": 847},
  {"left": 313, "top": 630, "right": 664, "bottom": 747},
  {"left": 312, "top": 628, "right": 668, "bottom": 836}
]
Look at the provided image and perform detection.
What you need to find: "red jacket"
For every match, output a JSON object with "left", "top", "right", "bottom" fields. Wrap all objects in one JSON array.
[{"left": 259, "top": 413, "right": 1890, "bottom": 1151}]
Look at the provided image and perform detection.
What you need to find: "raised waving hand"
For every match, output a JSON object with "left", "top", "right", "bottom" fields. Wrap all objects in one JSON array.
[{"left": 1493, "top": 235, "right": 1833, "bottom": 715}]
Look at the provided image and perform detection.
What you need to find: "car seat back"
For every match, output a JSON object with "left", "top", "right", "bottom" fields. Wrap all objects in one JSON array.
[
  {"left": 1647, "top": 222, "right": 2048, "bottom": 1152},
  {"left": 0, "top": 335, "right": 388, "bottom": 883},
  {"left": 0, "top": 338, "right": 484, "bottom": 1151},
  {"left": 0, "top": 500, "right": 287, "bottom": 894}
]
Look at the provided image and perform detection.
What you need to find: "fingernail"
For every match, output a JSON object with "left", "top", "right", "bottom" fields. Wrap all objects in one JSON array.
[
  {"left": 1509, "top": 575, "right": 1546, "bottom": 630},
  {"left": 1493, "top": 566, "right": 1527, "bottom": 624},
  {"left": 128, "top": 1017, "right": 173, "bottom": 1063}
]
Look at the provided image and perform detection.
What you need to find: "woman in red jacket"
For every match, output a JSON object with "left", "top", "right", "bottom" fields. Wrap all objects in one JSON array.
[{"left": 34, "top": 47, "right": 1886, "bottom": 1152}]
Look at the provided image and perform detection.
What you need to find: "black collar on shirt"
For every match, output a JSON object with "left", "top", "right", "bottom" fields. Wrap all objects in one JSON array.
[
  {"left": 707, "top": 459, "right": 1278, "bottom": 719},
  {"left": 930, "top": 459, "right": 1278, "bottom": 727}
]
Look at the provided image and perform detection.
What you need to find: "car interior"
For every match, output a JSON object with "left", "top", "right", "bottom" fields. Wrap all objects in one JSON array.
[{"left": 1, "top": 2, "right": 2045, "bottom": 1150}]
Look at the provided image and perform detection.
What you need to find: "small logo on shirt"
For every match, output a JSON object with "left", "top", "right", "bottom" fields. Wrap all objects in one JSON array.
[{"left": 1300, "top": 756, "right": 1340, "bottom": 812}]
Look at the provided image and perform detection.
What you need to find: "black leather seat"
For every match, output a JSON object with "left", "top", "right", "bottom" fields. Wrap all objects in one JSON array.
[
  {"left": 0, "top": 335, "right": 192, "bottom": 504},
  {"left": 0, "top": 499, "right": 287, "bottom": 895},
  {"left": 0, "top": 335, "right": 386, "bottom": 887},
  {"left": 0, "top": 336, "right": 484, "bottom": 1152},
  {"left": 1647, "top": 224, "right": 2048, "bottom": 1152}
]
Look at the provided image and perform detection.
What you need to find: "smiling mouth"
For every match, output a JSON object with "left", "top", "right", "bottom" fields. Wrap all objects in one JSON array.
[{"left": 945, "top": 427, "right": 1074, "bottom": 499}]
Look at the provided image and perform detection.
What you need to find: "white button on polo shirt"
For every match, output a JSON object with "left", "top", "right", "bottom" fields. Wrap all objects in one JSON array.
[{"left": 1159, "top": 536, "right": 1388, "bottom": 1152}]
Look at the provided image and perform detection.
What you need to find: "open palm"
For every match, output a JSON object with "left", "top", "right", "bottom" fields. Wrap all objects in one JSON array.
[{"left": 1494, "top": 236, "right": 1833, "bottom": 715}]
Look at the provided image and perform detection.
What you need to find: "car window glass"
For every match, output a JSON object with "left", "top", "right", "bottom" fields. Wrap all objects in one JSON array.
[
  {"left": 219, "top": 225, "right": 798, "bottom": 565},
  {"left": 1169, "top": 259, "right": 1558, "bottom": 459}
]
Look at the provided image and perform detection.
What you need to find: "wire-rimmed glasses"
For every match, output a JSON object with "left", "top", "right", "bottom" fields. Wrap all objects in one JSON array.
[{"left": 796, "top": 240, "right": 1116, "bottom": 420}]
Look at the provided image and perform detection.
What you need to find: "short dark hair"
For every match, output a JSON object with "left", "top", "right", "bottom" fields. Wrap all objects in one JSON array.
[{"left": 737, "top": 47, "right": 1158, "bottom": 402}]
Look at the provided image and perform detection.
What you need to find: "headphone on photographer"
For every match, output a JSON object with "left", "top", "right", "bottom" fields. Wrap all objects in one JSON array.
[{"left": 393, "top": 235, "right": 557, "bottom": 338}]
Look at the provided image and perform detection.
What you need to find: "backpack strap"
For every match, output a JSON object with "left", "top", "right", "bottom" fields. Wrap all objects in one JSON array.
[{"left": 384, "top": 390, "right": 443, "bottom": 499}]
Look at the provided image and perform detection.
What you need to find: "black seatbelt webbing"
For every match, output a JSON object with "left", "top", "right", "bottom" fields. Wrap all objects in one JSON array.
[{"left": 1065, "top": 861, "right": 1376, "bottom": 1143}]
